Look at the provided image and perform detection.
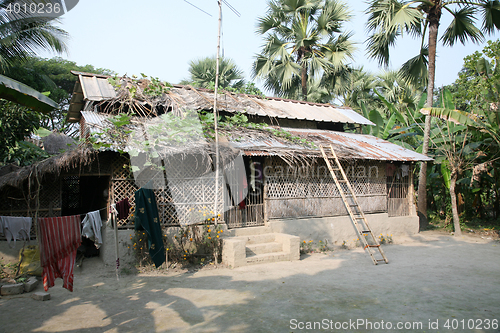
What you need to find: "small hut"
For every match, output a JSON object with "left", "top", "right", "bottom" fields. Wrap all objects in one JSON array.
[{"left": 0, "top": 71, "right": 431, "bottom": 267}]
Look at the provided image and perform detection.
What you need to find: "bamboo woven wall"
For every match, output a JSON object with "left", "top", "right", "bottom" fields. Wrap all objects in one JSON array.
[
  {"left": 387, "top": 164, "right": 412, "bottom": 217},
  {"left": 265, "top": 157, "right": 388, "bottom": 219},
  {"left": 111, "top": 154, "right": 224, "bottom": 228}
]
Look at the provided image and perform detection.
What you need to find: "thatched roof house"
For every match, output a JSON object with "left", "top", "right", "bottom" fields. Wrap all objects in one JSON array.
[{"left": 1, "top": 71, "right": 431, "bottom": 267}]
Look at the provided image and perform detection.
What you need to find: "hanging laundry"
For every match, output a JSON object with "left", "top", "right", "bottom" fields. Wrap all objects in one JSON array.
[
  {"left": 116, "top": 198, "right": 131, "bottom": 220},
  {"left": 401, "top": 164, "right": 409, "bottom": 177},
  {"left": 386, "top": 163, "right": 396, "bottom": 177},
  {"left": 256, "top": 161, "right": 263, "bottom": 182},
  {"left": 134, "top": 188, "right": 165, "bottom": 268},
  {"left": 81, "top": 210, "right": 103, "bottom": 249},
  {"left": 38, "top": 215, "right": 81, "bottom": 292},
  {"left": 223, "top": 155, "right": 248, "bottom": 208},
  {"left": 250, "top": 159, "right": 256, "bottom": 191},
  {"left": 0, "top": 216, "right": 32, "bottom": 248}
]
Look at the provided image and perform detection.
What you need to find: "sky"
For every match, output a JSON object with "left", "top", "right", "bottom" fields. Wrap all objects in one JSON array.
[{"left": 39, "top": 0, "right": 500, "bottom": 96}]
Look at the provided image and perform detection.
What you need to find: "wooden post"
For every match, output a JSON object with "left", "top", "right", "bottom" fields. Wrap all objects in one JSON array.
[
  {"left": 409, "top": 164, "right": 415, "bottom": 216},
  {"left": 263, "top": 158, "right": 269, "bottom": 224}
]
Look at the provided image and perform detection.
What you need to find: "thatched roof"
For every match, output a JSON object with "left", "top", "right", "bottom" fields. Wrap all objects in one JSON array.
[
  {"left": 68, "top": 71, "right": 373, "bottom": 126},
  {"left": 0, "top": 147, "right": 96, "bottom": 190}
]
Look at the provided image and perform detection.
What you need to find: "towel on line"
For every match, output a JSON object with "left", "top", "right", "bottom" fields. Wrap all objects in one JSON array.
[
  {"left": 81, "top": 210, "right": 103, "bottom": 249},
  {"left": 0, "top": 216, "right": 32, "bottom": 248}
]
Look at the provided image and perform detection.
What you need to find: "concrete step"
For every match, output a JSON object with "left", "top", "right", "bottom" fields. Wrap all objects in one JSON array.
[
  {"left": 245, "top": 233, "right": 276, "bottom": 245},
  {"left": 232, "top": 226, "right": 273, "bottom": 237},
  {"left": 246, "top": 241, "right": 283, "bottom": 256},
  {"left": 246, "top": 251, "right": 291, "bottom": 265}
]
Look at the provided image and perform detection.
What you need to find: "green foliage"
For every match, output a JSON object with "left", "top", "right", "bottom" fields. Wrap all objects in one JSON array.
[
  {"left": 108, "top": 74, "right": 172, "bottom": 99},
  {"left": 378, "top": 234, "right": 393, "bottom": 245},
  {"left": 0, "top": 100, "right": 51, "bottom": 165},
  {"left": 300, "top": 240, "right": 314, "bottom": 254},
  {"left": 365, "top": 0, "right": 500, "bottom": 86},
  {"left": 143, "top": 76, "right": 172, "bottom": 97},
  {"left": 205, "top": 81, "right": 264, "bottom": 96},
  {"left": 317, "top": 239, "right": 332, "bottom": 253},
  {"left": 0, "top": 260, "right": 16, "bottom": 279},
  {"left": 0, "top": 1, "right": 68, "bottom": 71},
  {"left": 129, "top": 223, "right": 224, "bottom": 267},
  {"left": 299, "top": 239, "right": 333, "bottom": 254},
  {"left": 184, "top": 56, "right": 245, "bottom": 90},
  {"left": 0, "top": 100, "right": 40, "bottom": 148},
  {"left": 5, "top": 56, "right": 114, "bottom": 134},
  {"left": 252, "top": 0, "right": 355, "bottom": 102}
]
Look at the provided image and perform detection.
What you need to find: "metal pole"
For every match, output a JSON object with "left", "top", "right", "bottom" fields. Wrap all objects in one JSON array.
[{"left": 213, "top": 0, "right": 222, "bottom": 225}]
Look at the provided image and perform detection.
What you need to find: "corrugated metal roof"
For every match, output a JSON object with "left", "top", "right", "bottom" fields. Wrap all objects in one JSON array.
[
  {"left": 229, "top": 128, "right": 432, "bottom": 162},
  {"left": 81, "top": 111, "right": 108, "bottom": 131},
  {"left": 70, "top": 72, "right": 373, "bottom": 125},
  {"left": 81, "top": 111, "right": 430, "bottom": 162}
]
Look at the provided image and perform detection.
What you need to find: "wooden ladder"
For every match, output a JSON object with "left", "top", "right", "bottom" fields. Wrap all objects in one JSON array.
[{"left": 319, "top": 144, "right": 389, "bottom": 265}]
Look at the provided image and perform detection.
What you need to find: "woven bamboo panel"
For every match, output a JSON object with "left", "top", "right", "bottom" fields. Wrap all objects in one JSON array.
[
  {"left": 265, "top": 157, "right": 388, "bottom": 219},
  {"left": 387, "top": 164, "right": 411, "bottom": 217},
  {"left": 39, "top": 176, "right": 61, "bottom": 209},
  {"left": 112, "top": 154, "right": 133, "bottom": 180},
  {"left": 112, "top": 154, "right": 223, "bottom": 228}
]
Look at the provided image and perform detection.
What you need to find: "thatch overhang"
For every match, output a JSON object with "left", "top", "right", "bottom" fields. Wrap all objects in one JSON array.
[
  {"left": 227, "top": 128, "right": 434, "bottom": 162},
  {"left": 81, "top": 110, "right": 431, "bottom": 165},
  {"left": 0, "top": 147, "right": 96, "bottom": 190}
]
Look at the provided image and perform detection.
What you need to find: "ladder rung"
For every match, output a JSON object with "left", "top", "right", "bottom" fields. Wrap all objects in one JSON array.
[
  {"left": 360, "top": 230, "right": 371, "bottom": 233},
  {"left": 376, "top": 259, "right": 387, "bottom": 262},
  {"left": 367, "top": 244, "right": 380, "bottom": 248},
  {"left": 337, "top": 179, "right": 348, "bottom": 183}
]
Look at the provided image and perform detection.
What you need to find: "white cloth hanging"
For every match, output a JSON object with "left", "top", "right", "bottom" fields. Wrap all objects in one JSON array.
[
  {"left": 0, "top": 216, "right": 32, "bottom": 248},
  {"left": 401, "top": 165, "right": 409, "bottom": 177},
  {"left": 81, "top": 211, "right": 103, "bottom": 249}
]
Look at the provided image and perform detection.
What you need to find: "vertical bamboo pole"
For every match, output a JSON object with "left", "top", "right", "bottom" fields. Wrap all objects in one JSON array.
[{"left": 213, "top": 0, "right": 222, "bottom": 226}]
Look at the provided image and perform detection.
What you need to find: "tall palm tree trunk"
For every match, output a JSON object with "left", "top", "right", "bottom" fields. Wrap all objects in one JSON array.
[
  {"left": 417, "top": 3, "right": 441, "bottom": 230},
  {"left": 301, "top": 63, "right": 308, "bottom": 101},
  {"left": 449, "top": 170, "right": 462, "bottom": 236}
]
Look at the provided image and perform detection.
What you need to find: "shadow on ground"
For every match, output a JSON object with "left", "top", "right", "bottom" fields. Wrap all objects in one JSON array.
[{"left": 0, "top": 232, "right": 499, "bottom": 332}]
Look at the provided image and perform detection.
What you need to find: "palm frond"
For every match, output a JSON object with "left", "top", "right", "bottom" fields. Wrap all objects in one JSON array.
[
  {"left": 441, "top": 6, "right": 484, "bottom": 46},
  {"left": 365, "top": 31, "right": 398, "bottom": 66},
  {"left": 398, "top": 46, "right": 428, "bottom": 87},
  {"left": 478, "top": 0, "right": 500, "bottom": 34}
]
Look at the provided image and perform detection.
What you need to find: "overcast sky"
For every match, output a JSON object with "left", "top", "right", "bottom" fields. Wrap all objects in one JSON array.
[{"left": 40, "top": 0, "right": 499, "bottom": 95}]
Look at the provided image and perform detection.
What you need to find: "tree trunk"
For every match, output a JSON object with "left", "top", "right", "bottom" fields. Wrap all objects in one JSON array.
[
  {"left": 449, "top": 170, "right": 462, "bottom": 236},
  {"left": 417, "top": 4, "right": 441, "bottom": 230},
  {"left": 301, "top": 63, "right": 308, "bottom": 101},
  {"left": 494, "top": 166, "right": 500, "bottom": 219}
]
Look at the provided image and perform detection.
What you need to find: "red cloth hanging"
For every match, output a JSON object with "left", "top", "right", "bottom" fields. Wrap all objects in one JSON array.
[
  {"left": 116, "top": 198, "right": 131, "bottom": 220},
  {"left": 38, "top": 216, "right": 82, "bottom": 292}
]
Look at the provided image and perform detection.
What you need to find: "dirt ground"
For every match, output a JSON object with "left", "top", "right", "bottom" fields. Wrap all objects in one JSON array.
[{"left": 0, "top": 230, "right": 499, "bottom": 333}]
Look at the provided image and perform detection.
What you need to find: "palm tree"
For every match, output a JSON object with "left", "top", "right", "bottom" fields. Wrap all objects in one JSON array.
[
  {"left": 252, "top": 0, "right": 355, "bottom": 101},
  {"left": 184, "top": 56, "right": 245, "bottom": 90},
  {"left": 376, "top": 70, "right": 422, "bottom": 112},
  {"left": 365, "top": 0, "right": 500, "bottom": 228},
  {"left": 0, "top": 0, "right": 68, "bottom": 72}
]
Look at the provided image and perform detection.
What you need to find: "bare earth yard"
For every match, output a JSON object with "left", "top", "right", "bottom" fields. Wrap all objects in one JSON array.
[{"left": 0, "top": 230, "right": 499, "bottom": 332}]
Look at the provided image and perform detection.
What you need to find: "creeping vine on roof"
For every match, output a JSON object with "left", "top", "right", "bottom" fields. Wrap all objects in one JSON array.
[{"left": 103, "top": 74, "right": 175, "bottom": 117}]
